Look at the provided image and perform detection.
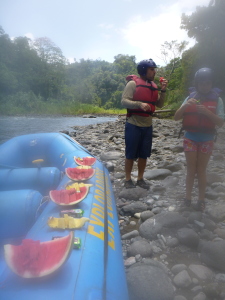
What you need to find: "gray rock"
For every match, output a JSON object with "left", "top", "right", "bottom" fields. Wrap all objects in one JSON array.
[
  {"left": 127, "top": 262, "right": 174, "bottom": 300},
  {"left": 127, "top": 240, "right": 153, "bottom": 258},
  {"left": 132, "top": 168, "right": 172, "bottom": 180},
  {"left": 155, "top": 212, "right": 187, "bottom": 228},
  {"left": 165, "top": 163, "right": 183, "bottom": 172},
  {"left": 214, "top": 228, "right": 225, "bottom": 239},
  {"left": 188, "top": 212, "right": 202, "bottom": 224},
  {"left": 114, "top": 172, "right": 124, "bottom": 179},
  {"left": 207, "top": 204, "right": 225, "bottom": 222},
  {"left": 100, "top": 151, "right": 122, "bottom": 161},
  {"left": 177, "top": 228, "right": 199, "bottom": 248},
  {"left": 104, "top": 161, "right": 115, "bottom": 172},
  {"left": 173, "top": 270, "right": 192, "bottom": 288},
  {"left": 193, "top": 292, "right": 206, "bottom": 300},
  {"left": 213, "top": 185, "right": 225, "bottom": 193},
  {"left": 152, "top": 207, "right": 162, "bottom": 214},
  {"left": 215, "top": 273, "right": 225, "bottom": 282},
  {"left": 121, "top": 230, "right": 139, "bottom": 240},
  {"left": 171, "top": 145, "right": 184, "bottom": 153},
  {"left": 194, "top": 220, "right": 205, "bottom": 229},
  {"left": 166, "top": 237, "right": 179, "bottom": 248},
  {"left": 203, "top": 218, "right": 217, "bottom": 231},
  {"left": 189, "top": 264, "right": 214, "bottom": 280},
  {"left": 207, "top": 172, "right": 224, "bottom": 184},
  {"left": 171, "top": 264, "right": 187, "bottom": 275},
  {"left": 205, "top": 189, "right": 219, "bottom": 200},
  {"left": 203, "top": 282, "right": 221, "bottom": 299},
  {"left": 201, "top": 240, "right": 225, "bottom": 272},
  {"left": 191, "top": 285, "right": 203, "bottom": 293},
  {"left": 139, "top": 218, "right": 163, "bottom": 240},
  {"left": 213, "top": 153, "right": 224, "bottom": 161},
  {"left": 140, "top": 210, "right": 154, "bottom": 222},
  {"left": 152, "top": 185, "right": 166, "bottom": 193},
  {"left": 174, "top": 296, "right": 187, "bottom": 300},
  {"left": 120, "top": 202, "right": 148, "bottom": 216},
  {"left": 119, "top": 186, "right": 148, "bottom": 200},
  {"left": 161, "top": 176, "right": 179, "bottom": 188},
  {"left": 124, "top": 257, "right": 136, "bottom": 267}
]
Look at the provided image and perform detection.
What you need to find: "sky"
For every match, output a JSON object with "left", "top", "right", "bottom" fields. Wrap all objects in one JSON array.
[{"left": 0, "top": 0, "right": 210, "bottom": 65}]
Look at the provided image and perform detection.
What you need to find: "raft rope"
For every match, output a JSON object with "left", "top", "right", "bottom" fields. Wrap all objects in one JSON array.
[{"left": 103, "top": 166, "right": 109, "bottom": 300}]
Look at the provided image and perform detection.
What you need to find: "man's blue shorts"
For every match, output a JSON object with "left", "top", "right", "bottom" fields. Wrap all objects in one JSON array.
[{"left": 125, "top": 122, "right": 153, "bottom": 159}]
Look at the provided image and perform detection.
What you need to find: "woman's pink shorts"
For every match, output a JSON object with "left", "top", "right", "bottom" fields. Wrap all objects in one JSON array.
[{"left": 183, "top": 138, "right": 214, "bottom": 154}]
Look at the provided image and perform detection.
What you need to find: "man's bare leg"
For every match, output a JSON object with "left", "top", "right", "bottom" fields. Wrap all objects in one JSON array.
[
  {"left": 125, "top": 158, "right": 134, "bottom": 181},
  {"left": 137, "top": 158, "right": 147, "bottom": 180}
]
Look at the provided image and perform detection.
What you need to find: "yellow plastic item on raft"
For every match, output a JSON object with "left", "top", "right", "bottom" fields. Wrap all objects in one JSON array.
[{"left": 48, "top": 214, "right": 89, "bottom": 229}]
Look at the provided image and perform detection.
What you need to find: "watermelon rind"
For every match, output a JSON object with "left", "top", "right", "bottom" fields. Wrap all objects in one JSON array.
[
  {"left": 4, "top": 232, "right": 74, "bottom": 278},
  {"left": 65, "top": 166, "right": 95, "bottom": 181},
  {"left": 49, "top": 187, "right": 89, "bottom": 206},
  {"left": 74, "top": 156, "right": 96, "bottom": 166}
]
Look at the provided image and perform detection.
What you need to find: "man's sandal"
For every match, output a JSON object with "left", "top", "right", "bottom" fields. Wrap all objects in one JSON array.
[
  {"left": 184, "top": 198, "right": 191, "bottom": 207},
  {"left": 196, "top": 201, "right": 205, "bottom": 212},
  {"left": 124, "top": 179, "right": 136, "bottom": 189}
]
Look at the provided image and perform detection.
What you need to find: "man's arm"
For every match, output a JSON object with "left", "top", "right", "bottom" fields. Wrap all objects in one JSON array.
[
  {"left": 155, "top": 79, "right": 168, "bottom": 108},
  {"left": 121, "top": 81, "right": 143, "bottom": 109}
]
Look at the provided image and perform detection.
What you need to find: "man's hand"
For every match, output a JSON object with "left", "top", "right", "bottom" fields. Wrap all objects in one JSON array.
[
  {"left": 140, "top": 103, "right": 151, "bottom": 111},
  {"left": 160, "top": 78, "right": 168, "bottom": 91}
]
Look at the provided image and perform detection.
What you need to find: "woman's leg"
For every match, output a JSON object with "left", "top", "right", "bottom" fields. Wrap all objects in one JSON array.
[{"left": 185, "top": 151, "right": 197, "bottom": 201}]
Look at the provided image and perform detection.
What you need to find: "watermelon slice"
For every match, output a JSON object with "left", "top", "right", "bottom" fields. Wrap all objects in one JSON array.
[
  {"left": 74, "top": 156, "right": 96, "bottom": 166},
  {"left": 4, "top": 232, "right": 74, "bottom": 278},
  {"left": 66, "top": 166, "right": 95, "bottom": 181},
  {"left": 49, "top": 187, "right": 89, "bottom": 206}
]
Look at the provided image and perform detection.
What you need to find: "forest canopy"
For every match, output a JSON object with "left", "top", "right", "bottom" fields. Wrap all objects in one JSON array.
[{"left": 0, "top": 0, "right": 224, "bottom": 115}]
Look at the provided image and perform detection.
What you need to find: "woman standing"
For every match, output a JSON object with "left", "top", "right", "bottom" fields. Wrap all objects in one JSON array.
[{"left": 174, "top": 68, "right": 224, "bottom": 211}]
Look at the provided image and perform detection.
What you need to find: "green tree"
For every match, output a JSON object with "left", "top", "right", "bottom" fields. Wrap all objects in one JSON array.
[{"left": 181, "top": 0, "right": 225, "bottom": 89}]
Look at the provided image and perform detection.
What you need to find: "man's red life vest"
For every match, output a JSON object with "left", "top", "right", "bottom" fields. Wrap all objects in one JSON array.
[
  {"left": 126, "top": 75, "right": 158, "bottom": 117},
  {"left": 182, "top": 88, "right": 220, "bottom": 133}
]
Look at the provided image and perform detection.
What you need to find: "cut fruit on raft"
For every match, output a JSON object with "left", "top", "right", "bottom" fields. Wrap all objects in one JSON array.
[
  {"left": 66, "top": 182, "right": 92, "bottom": 190},
  {"left": 49, "top": 186, "right": 89, "bottom": 206},
  {"left": 4, "top": 232, "right": 74, "bottom": 278},
  {"left": 74, "top": 156, "right": 96, "bottom": 166},
  {"left": 48, "top": 214, "right": 89, "bottom": 229},
  {"left": 66, "top": 166, "right": 95, "bottom": 181}
]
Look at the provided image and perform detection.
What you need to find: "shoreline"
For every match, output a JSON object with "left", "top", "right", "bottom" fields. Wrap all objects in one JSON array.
[{"left": 71, "top": 118, "right": 225, "bottom": 300}]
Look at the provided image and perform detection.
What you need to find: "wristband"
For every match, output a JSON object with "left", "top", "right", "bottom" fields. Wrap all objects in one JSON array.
[{"left": 160, "top": 90, "right": 166, "bottom": 93}]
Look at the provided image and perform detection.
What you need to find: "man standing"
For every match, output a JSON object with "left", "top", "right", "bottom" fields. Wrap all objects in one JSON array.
[{"left": 121, "top": 59, "right": 168, "bottom": 189}]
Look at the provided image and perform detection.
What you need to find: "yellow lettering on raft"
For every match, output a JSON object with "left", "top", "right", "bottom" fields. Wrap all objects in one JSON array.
[
  {"left": 92, "top": 207, "right": 104, "bottom": 219},
  {"left": 88, "top": 225, "right": 104, "bottom": 241},
  {"left": 94, "top": 195, "right": 104, "bottom": 205},
  {"left": 90, "top": 214, "right": 104, "bottom": 227}
]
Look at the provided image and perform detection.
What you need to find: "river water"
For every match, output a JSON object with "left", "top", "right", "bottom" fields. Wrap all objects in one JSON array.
[{"left": 0, "top": 115, "right": 117, "bottom": 144}]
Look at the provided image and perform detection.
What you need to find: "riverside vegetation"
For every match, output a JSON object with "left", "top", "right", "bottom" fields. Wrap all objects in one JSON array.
[{"left": 1, "top": 1, "right": 225, "bottom": 116}]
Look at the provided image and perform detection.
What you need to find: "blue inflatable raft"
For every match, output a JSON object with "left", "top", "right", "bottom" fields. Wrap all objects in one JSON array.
[{"left": 0, "top": 133, "right": 129, "bottom": 300}]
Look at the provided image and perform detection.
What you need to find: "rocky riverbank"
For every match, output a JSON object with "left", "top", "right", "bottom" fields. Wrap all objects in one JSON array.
[{"left": 67, "top": 117, "right": 225, "bottom": 300}]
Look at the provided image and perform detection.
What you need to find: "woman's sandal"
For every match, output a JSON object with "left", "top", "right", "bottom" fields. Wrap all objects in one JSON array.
[
  {"left": 184, "top": 198, "right": 191, "bottom": 207},
  {"left": 196, "top": 201, "right": 205, "bottom": 212}
]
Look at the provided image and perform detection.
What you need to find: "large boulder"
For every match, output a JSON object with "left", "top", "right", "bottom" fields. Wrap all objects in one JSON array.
[
  {"left": 207, "top": 204, "right": 225, "bottom": 222},
  {"left": 120, "top": 202, "right": 148, "bottom": 216},
  {"left": 132, "top": 169, "right": 172, "bottom": 180},
  {"left": 201, "top": 240, "right": 225, "bottom": 272},
  {"left": 127, "top": 261, "right": 174, "bottom": 300},
  {"left": 119, "top": 186, "right": 148, "bottom": 200},
  {"left": 100, "top": 151, "right": 122, "bottom": 161},
  {"left": 177, "top": 228, "right": 200, "bottom": 248},
  {"left": 127, "top": 240, "right": 153, "bottom": 258}
]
